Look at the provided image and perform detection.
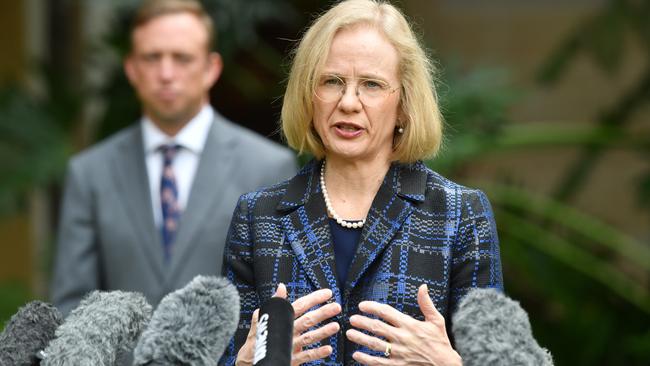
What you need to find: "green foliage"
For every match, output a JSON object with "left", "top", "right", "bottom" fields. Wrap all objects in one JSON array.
[
  {"left": 488, "top": 184, "right": 650, "bottom": 311},
  {"left": 430, "top": 71, "right": 650, "bottom": 363},
  {"left": 638, "top": 149, "right": 650, "bottom": 211},
  {"left": 0, "top": 87, "right": 69, "bottom": 215},
  {"left": 427, "top": 1, "right": 650, "bottom": 363},
  {"left": 538, "top": 0, "right": 650, "bottom": 82},
  {"left": 538, "top": 0, "right": 650, "bottom": 205},
  {"left": 0, "top": 281, "right": 33, "bottom": 333},
  {"left": 432, "top": 65, "right": 518, "bottom": 176}
]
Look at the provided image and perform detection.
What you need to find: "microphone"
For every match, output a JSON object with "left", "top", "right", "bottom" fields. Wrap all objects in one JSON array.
[
  {"left": 133, "top": 275, "right": 240, "bottom": 366},
  {"left": 40, "top": 290, "right": 152, "bottom": 365},
  {"left": 0, "top": 301, "right": 63, "bottom": 365},
  {"left": 451, "top": 288, "right": 554, "bottom": 366},
  {"left": 253, "top": 297, "right": 294, "bottom": 366}
]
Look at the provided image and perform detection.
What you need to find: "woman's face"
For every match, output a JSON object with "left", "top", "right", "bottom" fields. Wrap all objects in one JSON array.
[{"left": 312, "top": 25, "right": 401, "bottom": 164}]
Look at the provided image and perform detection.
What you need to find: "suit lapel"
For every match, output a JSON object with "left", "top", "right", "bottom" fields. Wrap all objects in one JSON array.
[
  {"left": 277, "top": 161, "right": 428, "bottom": 302},
  {"left": 112, "top": 126, "right": 164, "bottom": 279},
  {"left": 278, "top": 161, "right": 342, "bottom": 303},
  {"left": 166, "top": 116, "right": 235, "bottom": 281},
  {"left": 344, "top": 163, "right": 426, "bottom": 295}
]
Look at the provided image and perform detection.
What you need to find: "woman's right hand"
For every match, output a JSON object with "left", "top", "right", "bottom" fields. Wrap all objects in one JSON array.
[{"left": 235, "top": 284, "right": 341, "bottom": 366}]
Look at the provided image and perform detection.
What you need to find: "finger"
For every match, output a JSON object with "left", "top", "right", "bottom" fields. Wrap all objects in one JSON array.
[
  {"left": 247, "top": 308, "right": 260, "bottom": 340},
  {"left": 348, "top": 314, "right": 394, "bottom": 340},
  {"left": 358, "top": 301, "right": 412, "bottom": 327},
  {"left": 352, "top": 350, "right": 390, "bottom": 366},
  {"left": 291, "top": 289, "right": 333, "bottom": 318},
  {"left": 345, "top": 328, "right": 390, "bottom": 354},
  {"left": 236, "top": 308, "right": 260, "bottom": 364},
  {"left": 294, "top": 302, "right": 341, "bottom": 334},
  {"left": 274, "top": 282, "right": 288, "bottom": 299},
  {"left": 292, "top": 345, "right": 333, "bottom": 365},
  {"left": 294, "top": 321, "right": 340, "bottom": 349},
  {"left": 417, "top": 284, "right": 444, "bottom": 325}
]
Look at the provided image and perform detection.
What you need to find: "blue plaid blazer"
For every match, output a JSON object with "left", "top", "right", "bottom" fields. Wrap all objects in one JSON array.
[{"left": 221, "top": 160, "right": 503, "bottom": 365}]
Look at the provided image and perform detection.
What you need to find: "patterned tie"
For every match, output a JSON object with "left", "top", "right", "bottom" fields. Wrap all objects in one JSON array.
[{"left": 160, "top": 144, "right": 182, "bottom": 263}]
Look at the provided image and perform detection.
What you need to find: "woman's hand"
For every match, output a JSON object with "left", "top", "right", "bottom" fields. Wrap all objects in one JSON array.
[
  {"left": 235, "top": 307, "right": 260, "bottom": 366},
  {"left": 345, "top": 284, "right": 462, "bottom": 366},
  {"left": 235, "top": 284, "right": 341, "bottom": 366}
]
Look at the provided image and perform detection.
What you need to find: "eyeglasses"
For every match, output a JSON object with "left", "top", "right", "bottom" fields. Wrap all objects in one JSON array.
[{"left": 314, "top": 74, "right": 399, "bottom": 107}]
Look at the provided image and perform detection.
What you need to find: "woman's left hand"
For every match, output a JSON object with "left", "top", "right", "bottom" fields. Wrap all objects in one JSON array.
[{"left": 345, "top": 284, "right": 462, "bottom": 366}]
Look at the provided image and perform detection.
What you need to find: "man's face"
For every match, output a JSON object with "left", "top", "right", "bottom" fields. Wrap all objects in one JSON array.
[{"left": 125, "top": 12, "right": 222, "bottom": 132}]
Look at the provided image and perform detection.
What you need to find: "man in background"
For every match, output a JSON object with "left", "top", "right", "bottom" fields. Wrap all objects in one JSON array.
[{"left": 50, "top": 0, "right": 296, "bottom": 316}]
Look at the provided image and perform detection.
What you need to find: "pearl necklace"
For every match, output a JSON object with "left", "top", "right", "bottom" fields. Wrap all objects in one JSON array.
[{"left": 320, "top": 161, "right": 366, "bottom": 229}]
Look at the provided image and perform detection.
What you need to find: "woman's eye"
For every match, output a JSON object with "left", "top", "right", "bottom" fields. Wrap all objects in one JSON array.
[
  {"left": 323, "top": 77, "right": 344, "bottom": 86},
  {"left": 362, "top": 79, "right": 384, "bottom": 89}
]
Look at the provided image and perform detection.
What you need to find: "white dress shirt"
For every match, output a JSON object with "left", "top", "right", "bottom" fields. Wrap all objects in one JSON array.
[{"left": 142, "top": 105, "right": 214, "bottom": 228}]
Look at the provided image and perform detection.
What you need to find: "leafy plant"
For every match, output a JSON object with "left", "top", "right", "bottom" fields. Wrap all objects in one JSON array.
[
  {"left": 0, "top": 86, "right": 70, "bottom": 215},
  {"left": 538, "top": 0, "right": 650, "bottom": 207},
  {"left": 427, "top": 1, "right": 650, "bottom": 363}
]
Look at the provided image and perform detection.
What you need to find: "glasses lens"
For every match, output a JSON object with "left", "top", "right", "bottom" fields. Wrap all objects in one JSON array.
[
  {"left": 314, "top": 74, "right": 397, "bottom": 106},
  {"left": 315, "top": 75, "right": 345, "bottom": 102},
  {"left": 358, "top": 78, "right": 391, "bottom": 107}
]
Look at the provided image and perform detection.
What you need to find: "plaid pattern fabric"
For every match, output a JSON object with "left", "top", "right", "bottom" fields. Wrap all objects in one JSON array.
[{"left": 221, "top": 160, "right": 503, "bottom": 365}]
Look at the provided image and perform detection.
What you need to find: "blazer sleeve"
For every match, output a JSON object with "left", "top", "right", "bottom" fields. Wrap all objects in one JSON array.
[
  {"left": 448, "top": 189, "right": 504, "bottom": 313},
  {"left": 49, "top": 159, "right": 100, "bottom": 316},
  {"left": 220, "top": 193, "right": 258, "bottom": 366}
]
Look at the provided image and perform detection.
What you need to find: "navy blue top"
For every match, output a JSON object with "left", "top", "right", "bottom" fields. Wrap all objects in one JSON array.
[{"left": 328, "top": 218, "right": 362, "bottom": 290}]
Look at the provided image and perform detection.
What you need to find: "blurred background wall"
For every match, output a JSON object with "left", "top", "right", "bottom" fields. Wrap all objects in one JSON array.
[
  {"left": 1, "top": 0, "right": 648, "bottom": 364},
  {"left": 0, "top": 0, "right": 43, "bottom": 317},
  {"left": 404, "top": 0, "right": 649, "bottom": 238}
]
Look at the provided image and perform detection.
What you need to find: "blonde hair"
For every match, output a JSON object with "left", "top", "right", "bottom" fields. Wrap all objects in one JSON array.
[
  {"left": 281, "top": 0, "right": 443, "bottom": 163},
  {"left": 131, "top": 0, "right": 216, "bottom": 51}
]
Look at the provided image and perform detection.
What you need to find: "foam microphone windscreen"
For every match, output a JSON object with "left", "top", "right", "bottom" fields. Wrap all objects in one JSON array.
[
  {"left": 253, "top": 297, "right": 294, "bottom": 366},
  {"left": 132, "top": 275, "right": 240, "bottom": 366},
  {"left": 40, "top": 290, "right": 152, "bottom": 366},
  {"left": 452, "top": 288, "right": 554, "bottom": 366},
  {"left": 0, "top": 301, "right": 63, "bottom": 365}
]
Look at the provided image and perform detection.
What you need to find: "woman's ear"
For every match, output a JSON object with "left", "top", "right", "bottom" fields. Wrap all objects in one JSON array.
[{"left": 395, "top": 102, "right": 406, "bottom": 129}]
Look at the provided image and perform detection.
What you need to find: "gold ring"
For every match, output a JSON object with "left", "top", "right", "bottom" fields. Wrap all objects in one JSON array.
[{"left": 384, "top": 342, "right": 392, "bottom": 358}]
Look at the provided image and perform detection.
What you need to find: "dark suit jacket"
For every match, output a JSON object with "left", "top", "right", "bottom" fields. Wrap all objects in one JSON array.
[
  {"left": 222, "top": 160, "right": 503, "bottom": 365},
  {"left": 50, "top": 112, "right": 297, "bottom": 316}
]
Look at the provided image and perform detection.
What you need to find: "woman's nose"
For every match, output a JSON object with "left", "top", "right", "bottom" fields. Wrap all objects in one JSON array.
[{"left": 338, "top": 83, "right": 362, "bottom": 111}]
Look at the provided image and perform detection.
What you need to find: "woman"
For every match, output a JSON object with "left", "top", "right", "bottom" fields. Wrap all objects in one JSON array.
[{"left": 222, "top": 0, "right": 503, "bottom": 365}]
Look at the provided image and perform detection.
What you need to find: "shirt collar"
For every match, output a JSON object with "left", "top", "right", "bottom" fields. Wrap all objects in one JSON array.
[{"left": 142, "top": 105, "right": 214, "bottom": 154}]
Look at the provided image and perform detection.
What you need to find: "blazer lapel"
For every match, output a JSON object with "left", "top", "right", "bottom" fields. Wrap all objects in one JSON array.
[
  {"left": 167, "top": 115, "right": 236, "bottom": 281},
  {"left": 344, "top": 163, "right": 427, "bottom": 295},
  {"left": 112, "top": 125, "right": 164, "bottom": 279},
  {"left": 278, "top": 161, "right": 342, "bottom": 303}
]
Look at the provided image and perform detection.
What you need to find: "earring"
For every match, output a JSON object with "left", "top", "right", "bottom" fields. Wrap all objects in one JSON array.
[{"left": 397, "top": 127, "right": 404, "bottom": 134}]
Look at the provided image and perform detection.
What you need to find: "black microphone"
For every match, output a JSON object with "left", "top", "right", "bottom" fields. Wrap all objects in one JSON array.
[
  {"left": 451, "top": 288, "right": 554, "bottom": 366},
  {"left": 0, "top": 301, "right": 63, "bottom": 365},
  {"left": 132, "top": 275, "right": 240, "bottom": 366},
  {"left": 253, "top": 297, "right": 294, "bottom": 366},
  {"left": 40, "top": 290, "right": 152, "bottom": 365}
]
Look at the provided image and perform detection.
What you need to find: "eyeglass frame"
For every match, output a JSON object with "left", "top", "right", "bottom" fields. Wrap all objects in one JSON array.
[{"left": 313, "top": 73, "right": 400, "bottom": 106}]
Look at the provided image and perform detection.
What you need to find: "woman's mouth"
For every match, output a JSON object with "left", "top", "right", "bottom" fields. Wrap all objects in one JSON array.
[{"left": 333, "top": 122, "right": 364, "bottom": 138}]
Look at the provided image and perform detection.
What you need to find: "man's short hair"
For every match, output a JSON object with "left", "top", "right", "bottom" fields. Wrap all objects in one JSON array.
[{"left": 131, "top": 0, "right": 216, "bottom": 51}]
